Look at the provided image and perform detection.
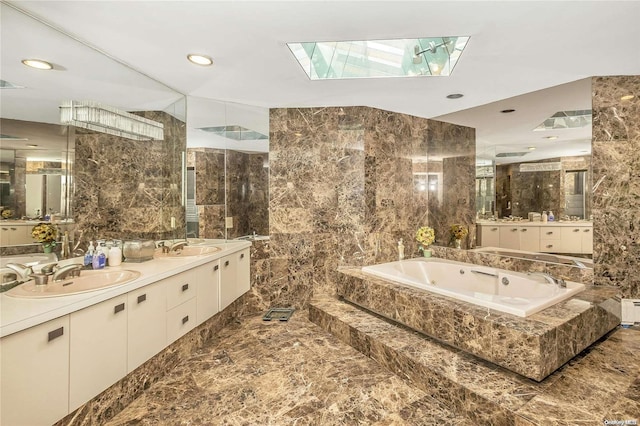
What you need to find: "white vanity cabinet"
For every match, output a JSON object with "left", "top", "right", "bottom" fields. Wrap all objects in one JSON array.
[
  {"left": 0, "top": 223, "right": 33, "bottom": 246},
  {"left": 560, "top": 226, "right": 593, "bottom": 254},
  {"left": 220, "top": 248, "right": 250, "bottom": 311},
  {"left": 477, "top": 222, "right": 593, "bottom": 255},
  {"left": 69, "top": 294, "right": 128, "bottom": 411},
  {"left": 1, "top": 316, "right": 70, "bottom": 426},
  {"left": 127, "top": 280, "right": 167, "bottom": 372},
  {"left": 196, "top": 260, "right": 220, "bottom": 325},
  {"left": 166, "top": 268, "right": 198, "bottom": 344}
]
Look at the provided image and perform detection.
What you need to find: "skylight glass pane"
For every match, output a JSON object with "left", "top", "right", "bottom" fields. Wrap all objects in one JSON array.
[
  {"left": 533, "top": 110, "right": 593, "bottom": 131},
  {"left": 287, "top": 36, "right": 469, "bottom": 80}
]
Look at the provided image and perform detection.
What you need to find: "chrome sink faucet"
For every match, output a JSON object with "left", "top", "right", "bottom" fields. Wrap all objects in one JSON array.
[
  {"left": 5, "top": 263, "right": 33, "bottom": 281},
  {"left": 52, "top": 264, "right": 84, "bottom": 282},
  {"left": 528, "top": 271, "right": 566, "bottom": 288},
  {"left": 169, "top": 240, "right": 188, "bottom": 252}
]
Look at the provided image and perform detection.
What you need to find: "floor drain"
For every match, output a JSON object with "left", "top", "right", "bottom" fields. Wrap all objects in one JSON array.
[{"left": 262, "top": 308, "right": 295, "bottom": 321}]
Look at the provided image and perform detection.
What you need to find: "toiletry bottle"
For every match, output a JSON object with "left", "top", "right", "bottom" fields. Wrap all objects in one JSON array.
[
  {"left": 92, "top": 245, "right": 101, "bottom": 269},
  {"left": 541, "top": 211, "right": 548, "bottom": 223},
  {"left": 108, "top": 243, "right": 122, "bottom": 267},
  {"left": 548, "top": 210, "right": 555, "bottom": 222},
  {"left": 84, "top": 241, "right": 95, "bottom": 266},
  {"left": 398, "top": 239, "right": 405, "bottom": 261},
  {"left": 98, "top": 243, "right": 107, "bottom": 268}
]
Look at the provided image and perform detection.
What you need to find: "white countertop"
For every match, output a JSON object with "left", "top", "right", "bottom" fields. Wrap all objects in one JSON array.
[
  {"left": 0, "top": 240, "right": 251, "bottom": 338},
  {"left": 476, "top": 220, "right": 592, "bottom": 227}
]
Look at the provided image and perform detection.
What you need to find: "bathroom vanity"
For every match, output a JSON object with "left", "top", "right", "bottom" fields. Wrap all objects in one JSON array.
[
  {"left": 476, "top": 220, "right": 593, "bottom": 254},
  {"left": 0, "top": 219, "right": 76, "bottom": 247},
  {"left": 0, "top": 240, "right": 250, "bottom": 426}
]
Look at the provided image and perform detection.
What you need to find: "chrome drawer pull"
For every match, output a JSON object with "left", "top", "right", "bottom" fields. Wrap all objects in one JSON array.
[
  {"left": 137, "top": 294, "right": 146, "bottom": 304},
  {"left": 214, "top": 265, "right": 219, "bottom": 271},
  {"left": 114, "top": 303, "right": 125, "bottom": 314},
  {"left": 182, "top": 315, "right": 189, "bottom": 324},
  {"left": 182, "top": 283, "right": 189, "bottom": 292}
]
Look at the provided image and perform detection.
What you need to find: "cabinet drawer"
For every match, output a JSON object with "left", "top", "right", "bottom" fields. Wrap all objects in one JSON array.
[
  {"left": 166, "top": 269, "right": 197, "bottom": 310},
  {"left": 540, "top": 239, "right": 560, "bottom": 253},
  {"left": 540, "top": 227, "right": 561, "bottom": 240},
  {"left": 167, "top": 298, "right": 197, "bottom": 344}
]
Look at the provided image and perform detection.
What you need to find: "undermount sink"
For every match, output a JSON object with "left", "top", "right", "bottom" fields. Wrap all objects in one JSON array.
[
  {"left": 154, "top": 245, "right": 221, "bottom": 258},
  {"left": 4, "top": 269, "right": 141, "bottom": 298}
]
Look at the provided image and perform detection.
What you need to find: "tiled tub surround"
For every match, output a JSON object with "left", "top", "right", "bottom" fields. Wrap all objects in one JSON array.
[
  {"left": 310, "top": 296, "right": 640, "bottom": 425},
  {"left": 1, "top": 240, "right": 251, "bottom": 426},
  {"left": 336, "top": 267, "right": 620, "bottom": 381}
]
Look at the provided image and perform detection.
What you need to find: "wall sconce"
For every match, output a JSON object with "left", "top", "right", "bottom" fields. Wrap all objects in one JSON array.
[{"left": 60, "top": 100, "right": 164, "bottom": 141}]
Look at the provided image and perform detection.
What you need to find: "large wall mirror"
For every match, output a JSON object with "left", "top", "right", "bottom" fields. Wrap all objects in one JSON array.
[
  {"left": 185, "top": 96, "right": 269, "bottom": 241},
  {"left": 438, "top": 78, "right": 593, "bottom": 263},
  {"left": 1, "top": 2, "right": 184, "bottom": 248}
]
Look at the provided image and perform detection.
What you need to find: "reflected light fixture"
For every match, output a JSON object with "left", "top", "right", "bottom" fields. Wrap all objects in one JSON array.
[
  {"left": 528, "top": 147, "right": 536, "bottom": 150},
  {"left": 187, "top": 54, "right": 213, "bottom": 66},
  {"left": 60, "top": 100, "right": 164, "bottom": 141},
  {"left": 21, "top": 59, "right": 53, "bottom": 70},
  {"left": 621, "top": 94, "right": 635, "bottom": 101}
]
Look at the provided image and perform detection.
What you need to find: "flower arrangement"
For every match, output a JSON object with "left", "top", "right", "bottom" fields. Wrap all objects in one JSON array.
[
  {"left": 449, "top": 224, "right": 468, "bottom": 248},
  {"left": 416, "top": 226, "right": 435, "bottom": 247},
  {"left": 31, "top": 222, "right": 59, "bottom": 247}
]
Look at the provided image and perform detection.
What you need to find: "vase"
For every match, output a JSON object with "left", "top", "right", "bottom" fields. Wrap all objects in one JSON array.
[
  {"left": 454, "top": 239, "right": 462, "bottom": 249},
  {"left": 423, "top": 248, "right": 432, "bottom": 258},
  {"left": 42, "top": 243, "right": 54, "bottom": 254}
]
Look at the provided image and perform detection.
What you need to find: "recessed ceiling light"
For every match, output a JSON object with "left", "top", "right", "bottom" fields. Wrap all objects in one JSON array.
[
  {"left": 446, "top": 93, "right": 464, "bottom": 99},
  {"left": 187, "top": 54, "right": 213, "bottom": 66},
  {"left": 621, "top": 94, "right": 635, "bottom": 101},
  {"left": 544, "top": 136, "right": 558, "bottom": 140},
  {"left": 21, "top": 59, "right": 53, "bottom": 70},
  {"left": 528, "top": 146, "right": 536, "bottom": 150},
  {"left": 500, "top": 109, "right": 515, "bottom": 114}
]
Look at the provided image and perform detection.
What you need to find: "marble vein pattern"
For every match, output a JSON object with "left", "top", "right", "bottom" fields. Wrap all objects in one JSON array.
[
  {"left": 74, "top": 111, "right": 186, "bottom": 242},
  {"left": 592, "top": 75, "right": 640, "bottom": 298},
  {"left": 267, "top": 106, "right": 475, "bottom": 311},
  {"left": 336, "top": 267, "right": 620, "bottom": 381},
  {"left": 310, "top": 295, "right": 640, "bottom": 426},
  {"left": 104, "top": 313, "right": 473, "bottom": 426},
  {"left": 226, "top": 151, "right": 269, "bottom": 238}
]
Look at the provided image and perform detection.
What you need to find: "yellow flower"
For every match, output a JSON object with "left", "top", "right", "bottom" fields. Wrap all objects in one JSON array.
[
  {"left": 31, "top": 223, "right": 59, "bottom": 243},
  {"left": 449, "top": 224, "right": 468, "bottom": 240},
  {"left": 416, "top": 226, "right": 435, "bottom": 247}
]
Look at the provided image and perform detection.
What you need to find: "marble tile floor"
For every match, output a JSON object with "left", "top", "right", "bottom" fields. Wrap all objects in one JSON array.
[
  {"left": 309, "top": 296, "right": 640, "bottom": 426},
  {"left": 105, "top": 312, "right": 474, "bottom": 426}
]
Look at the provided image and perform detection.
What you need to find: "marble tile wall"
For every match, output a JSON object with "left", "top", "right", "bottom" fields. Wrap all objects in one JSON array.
[
  {"left": 592, "top": 75, "right": 640, "bottom": 298},
  {"left": 267, "top": 107, "right": 475, "bottom": 310},
  {"left": 74, "top": 111, "right": 186, "bottom": 242},
  {"left": 187, "top": 148, "right": 226, "bottom": 238}
]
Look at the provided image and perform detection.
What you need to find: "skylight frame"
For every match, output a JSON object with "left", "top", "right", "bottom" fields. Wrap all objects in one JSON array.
[
  {"left": 533, "top": 109, "right": 593, "bottom": 131},
  {"left": 287, "top": 36, "right": 470, "bottom": 80}
]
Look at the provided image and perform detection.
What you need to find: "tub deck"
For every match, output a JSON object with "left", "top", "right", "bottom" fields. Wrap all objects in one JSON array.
[{"left": 337, "top": 267, "right": 620, "bottom": 381}]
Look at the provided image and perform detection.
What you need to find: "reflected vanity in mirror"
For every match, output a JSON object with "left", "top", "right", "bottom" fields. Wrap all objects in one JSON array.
[{"left": 438, "top": 78, "right": 593, "bottom": 266}]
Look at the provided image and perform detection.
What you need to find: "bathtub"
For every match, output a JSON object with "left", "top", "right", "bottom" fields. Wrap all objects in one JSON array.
[{"left": 361, "top": 258, "right": 585, "bottom": 317}]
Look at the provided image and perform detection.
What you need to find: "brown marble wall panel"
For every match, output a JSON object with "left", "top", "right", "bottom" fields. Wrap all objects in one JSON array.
[
  {"left": 268, "top": 106, "right": 474, "bottom": 310},
  {"left": 12, "top": 157, "right": 25, "bottom": 218},
  {"left": 195, "top": 149, "right": 224, "bottom": 205},
  {"left": 74, "top": 111, "right": 185, "bottom": 242},
  {"left": 197, "top": 204, "right": 225, "bottom": 239},
  {"left": 592, "top": 75, "right": 640, "bottom": 298}
]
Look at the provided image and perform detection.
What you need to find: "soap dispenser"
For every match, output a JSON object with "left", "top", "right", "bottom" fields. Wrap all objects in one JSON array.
[
  {"left": 398, "top": 239, "right": 405, "bottom": 261},
  {"left": 84, "top": 241, "right": 95, "bottom": 266},
  {"left": 548, "top": 210, "right": 555, "bottom": 222}
]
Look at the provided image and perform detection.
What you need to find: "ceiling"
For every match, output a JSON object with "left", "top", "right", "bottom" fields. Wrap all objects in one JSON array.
[{"left": 1, "top": 1, "right": 639, "bottom": 161}]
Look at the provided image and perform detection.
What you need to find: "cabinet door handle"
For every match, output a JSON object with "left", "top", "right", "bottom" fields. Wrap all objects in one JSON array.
[
  {"left": 1, "top": 227, "right": 7, "bottom": 231},
  {"left": 240, "top": 253, "right": 245, "bottom": 259},
  {"left": 182, "top": 283, "right": 189, "bottom": 292},
  {"left": 511, "top": 228, "right": 518, "bottom": 232},
  {"left": 214, "top": 265, "right": 219, "bottom": 271},
  {"left": 546, "top": 244, "right": 554, "bottom": 248},
  {"left": 225, "top": 260, "right": 230, "bottom": 267},
  {"left": 114, "top": 303, "right": 125, "bottom": 314},
  {"left": 182, "top": 315, "right": 189, "bottom": 324},
  {"left": 546, "top": 231, "right": 553, "bottom": 235},
  {"left": 583, "top": 229, "right": 590, "bottom": 233},
  {"left": 521, "top": 229, "right": 527, "bottom": 232},
  {"left": 573, "top": 229, "right": 580, "bottom": 232},
  {"left": 137, "top": 294, "right": 147, "bottom": 304},
  {"left": 491, "top": 228, "right": 498, "bottom": 231},
  {"left": 10, "top": 227, "right": 16, "bottom": 231},
  {"left": 48, "top": 327, "right": 64, "bottom": 342}
]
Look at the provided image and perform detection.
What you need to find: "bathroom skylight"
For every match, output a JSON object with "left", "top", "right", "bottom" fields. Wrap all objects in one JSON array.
[
  {"left": 534, "top": 110, "right": 592, "bottom": 131},
  {"left": 199, "top": 125, "right": 268, "bottom": 141},
  {"left": 287, "top": 37, "right": 469, "bottom": 80}
]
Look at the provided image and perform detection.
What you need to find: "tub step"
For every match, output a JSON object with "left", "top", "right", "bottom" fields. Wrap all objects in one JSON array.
[{"left": 309, "top": 296, "right": 638, "bottom": 425}]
